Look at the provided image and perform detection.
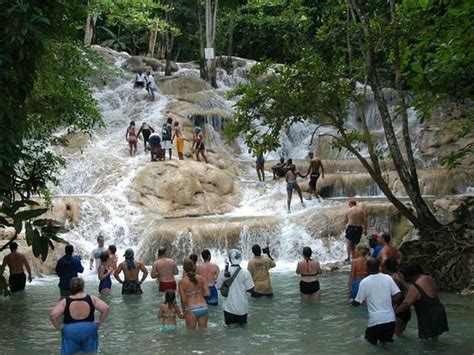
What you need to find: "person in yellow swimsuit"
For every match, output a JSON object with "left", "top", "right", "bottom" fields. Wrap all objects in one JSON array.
[{"left": 172, "top": 121, "right": 187, "bottom": 160}]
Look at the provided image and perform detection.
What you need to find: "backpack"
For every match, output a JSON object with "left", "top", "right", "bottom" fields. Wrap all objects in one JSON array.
[
  {"left": 220, "top": 266, "right": 241, "bottom": 297},
  {"left": 161, "top": 124, "right": 170, "bottom": 140}
]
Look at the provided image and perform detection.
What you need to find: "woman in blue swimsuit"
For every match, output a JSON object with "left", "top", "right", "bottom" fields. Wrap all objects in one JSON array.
[
  {"left": 179, "top": 258, "right": 210, "bottom": 330},
  {"left": 98, "top": 252, "right": 113, "bottom": 296}
]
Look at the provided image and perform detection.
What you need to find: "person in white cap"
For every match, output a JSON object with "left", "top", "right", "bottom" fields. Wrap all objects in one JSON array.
[{"left": 216, "top": 249, "right": 254, "bottom": 327}]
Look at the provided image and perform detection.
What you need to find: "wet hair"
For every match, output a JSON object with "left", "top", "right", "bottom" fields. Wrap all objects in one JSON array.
[
  {"left": 108, "top": 245, "right": 117, "bottom": 254},
  {"left": 97, "top": 235, "right": 104, "bottom": 242},
  {"left": 130, "top": 121, "right": 135, "bottom": 127},
  {"left": 309, "top": 152, "right": 314, "bottom": 157},
  {"left": 252, "top": 244, "right": 261, "bottom": 256},
  {"left": 400, "top": 263, "right": 423, "bottom": 282},
  {"left": 158, "top": 247, "right": 167, "bottom": 256},
  {"left": 356, "top": 245, "right": 368, "bottom": 257},
  {"left": 167, "top": 117, "right": 173, "bottom": 124},
  {"left": 165, "top": 290, "right": 176, "bottom": 309},
  {"left": 384, "top": 258, "right": 399, "bottom": 273},
  {"left": 174, "top": 121, "right": 179, "bottom": 126},
  {"left": 366, "top": 258, "right": 380, "bottom": 275},
  {"left": 382, "top": 233, "right": 391, "bottom": 244},
  {"left": 287, "top": 159, "right": 293, "bottom": 165},
  {"left": 9, "top": 241, "right": 18, "bottom": 252},
  {"left": 201, "top": 249, "right": 211, "bottom": 261},
  {"left": 183, "top": 259, "right": 197, "bottom": 284},
  {"left": 279, "top": 157, "right": 284, "bottom": 163},
  {"left": 303, "top": 246, "right": 312, "bottom": 259},
  {"left": 69, "top": 277, "right": 85, "bottom": 295},
  {"left": 65, "top": 245, "right": 74, "bottom": 255},
  {"left": 189, "top": 253, "right": 198, "bottom": 265},
  {"left": 348, "top": 199, "right": 357, "bottom": 206},
  {"left": 99, "top": 251, "right": 109, "bottom": 263}
]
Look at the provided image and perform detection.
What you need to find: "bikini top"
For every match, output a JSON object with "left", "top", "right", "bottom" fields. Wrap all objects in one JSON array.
[
  {"left": 184, "top": 289, "right": 202, "bottom": 297},
  {"left": 64, "top": 295, "right": 95, "bottom": 324}
]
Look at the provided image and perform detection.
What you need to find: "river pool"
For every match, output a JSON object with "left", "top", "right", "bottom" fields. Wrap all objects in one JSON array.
[{"left": 0, "top": 270, "right": 472, "bottom": 354}]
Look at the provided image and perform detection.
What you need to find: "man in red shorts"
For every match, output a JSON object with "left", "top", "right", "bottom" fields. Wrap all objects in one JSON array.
[{"left": 151, "top": 247, "right": 178, "bottom": 292}]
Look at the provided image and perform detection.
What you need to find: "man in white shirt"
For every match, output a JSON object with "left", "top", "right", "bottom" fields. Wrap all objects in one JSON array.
[
  {"left": 216, "top": 249, "right": 254, "bottom": 327},
  {"left": 89, "top": 235, "right": 107, "bottom": 273},
  {"left": 352, "top": 258, "right": 401, "bottom": 345}
]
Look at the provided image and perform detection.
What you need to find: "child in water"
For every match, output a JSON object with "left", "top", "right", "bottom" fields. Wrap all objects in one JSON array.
[{"left": 159, "top": 290, "right": 184, "bottom": 332}]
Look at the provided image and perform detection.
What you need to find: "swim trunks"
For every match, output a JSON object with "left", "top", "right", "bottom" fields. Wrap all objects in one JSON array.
[
  {"left": 350, "top": 278, "right": 362, "bottom": 299},
  {"left": 250, "top": 290, "right": 273, "bottom": 298},
  {"left": 187, "top": 303, "right": 208, "bottom": 318},
  {"left": 286, "top": 181, "right": 299, "bottom": 192},
  {"left": 345, "top": 225, "right": 363, "bottom": 246},
  {"left": 161, "top": 140, "right": 172, "bottom": 150},
  {"left": 99, "top": 277, "right": 112, "bottom": 293},
  {"left": 161, "top": 325, "right": 177, "bottom": 332},
  {"left": 365, "top": 321, "right": 395, "bottom": 345},
  {"left": 176, "top": 137, "right": 185, "bottom": 153},
  {"left": 299, "top": 280, "right": 320, "bottom": 295},
  {"left": 309, "top": 173, "right": 320, "bottom": 190},
  {"left": 121, "top": 280, "right": 143, "bottom": 295},
  {"left": 159, "top": 280, "right": 177, "bottom": 292},
  {"left": 205, "top": 285, "right": 218, "bottom": 306},
  {"left": 61, "top": 322, "right": 98, "bottom": 355},
  {"left": 9, "top": 272, "right": 26, "bottom": 292},
  {"left": 224, "top": 311, "right": 247, "bottom": 326}
]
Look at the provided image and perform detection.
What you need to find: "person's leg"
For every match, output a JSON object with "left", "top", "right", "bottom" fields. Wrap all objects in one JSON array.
[
  {"left": 257, "top": 166, "right": 262, "bottom": 182},
  {"left": 200, "top": 150, "right": 208, "bottom": 164},
  {"left": 195, "top": 149, "right": 200, "bottom": 162},
  {"left": 185, "top": 312, "right": 198, "bottom": 330},
  {"left": 395, "top": 318, "right": 407, "bottom": 336},
  {"left": 168, "top": 148, "right": 172, "bottom": 160},
  {"left": 287, "top": 189, "right": 292, "bottom": 212},
  {"left": 197, "top": 315, "right": 209, "bottom": 330},
  {"left": 100, "top": 288, "right": 111, "bottom": 296},
  {"left": 296, "top": 185, "right": 304, "bottom": 204},
  {"left": 129, "top": 143, "right": 132, "bottom": 157},
  {"left": 346, "top": 239, "right": 352, "bottom": 261},
  {"left": 309, "top": 290, "right": 320, "bottom": 302},
  {"left": 261, "top": 165, "right": 265, "bottom": 182}
]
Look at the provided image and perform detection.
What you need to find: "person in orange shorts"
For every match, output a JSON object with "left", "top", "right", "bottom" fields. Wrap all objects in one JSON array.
[{"left": 172, "top": 121, "right": 188, "bottom": 160}]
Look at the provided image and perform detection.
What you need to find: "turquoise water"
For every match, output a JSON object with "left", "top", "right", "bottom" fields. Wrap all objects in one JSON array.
[{"left": 0, "top": 270, "right": 473, "bottom": 354}]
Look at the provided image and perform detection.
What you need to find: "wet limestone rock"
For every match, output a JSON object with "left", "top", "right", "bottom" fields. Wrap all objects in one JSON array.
[
  {"left": 157, "top": 75, "right": 211, "bottom": 96},
  {"left": 129, "top": 160, "right": 241, "bottom": 218}
]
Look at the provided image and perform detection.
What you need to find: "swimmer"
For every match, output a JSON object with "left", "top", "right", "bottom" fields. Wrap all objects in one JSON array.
[
  {"left": 343, "top": 199, "right": 367, "bottom": 262},
  {"left": 296, "top": 247, "right": 322, "bottom": 301},
  {"left": 125, "top": 121, "right": 138, "bottom": 157},
  {"left": 348, "top": 245, "right": 368, "bottom": 300},
  {"left": 1, "top": 241, "right": 32, "bottom": 293},
  {"left": 98, "top": 252, "right": 113, "bottom": 296},
  {"left": 379, "top": 233, "right": 403, "bottom": 270},
  {"left": 255, "top": 150, "right": 265, "bottom": 182},
  {"left": 159, "top": 290, "right": 184, "bottom": 332},
  {"left": 179, "top": 259, "right": 210, "bottom": 330},
  {"left": 114, "top": 249, "right": 148, "bottom": 295},
  {"left": 305, "top": 152, "right": 325, "bottom": 201},
  {"left": 248, "top": 244, "right": 276, "bottom": 298},
  {"left": 285, "top": 159, "right": 305, "bottom": 213},
  {"left": 196, "top": 249, "right": 220, "bottom": 306},
  {"left": 107, "top": 245, "right": 118, "bottom": 271},
  {"left": 151, "top": 247, "right": 179, "bottom": 292}
]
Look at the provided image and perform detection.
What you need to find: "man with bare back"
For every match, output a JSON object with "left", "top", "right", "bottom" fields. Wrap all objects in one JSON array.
[
  {"left": 151, "top": 247, "right": 179, "bottom": 292},
  {"left": 379, "top": 233, "right": 403, "bottom": 270},
  {"left": 343, "top": 199, "right": 367, "bottom": 262},
  {"left": 1, "top": 241, "right": 32, "bottom": 293},
  {"left": 305, "top": 152, "right": 325, "bottom": 201},
  {"left": 196, "top": 249, "right": 220, "bottom": 305},
  {"left": 114, "top": 248, "right": 148, "bottom": 294}
]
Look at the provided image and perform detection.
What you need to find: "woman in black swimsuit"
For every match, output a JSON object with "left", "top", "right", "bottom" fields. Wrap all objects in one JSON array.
[{"left": 296, "top": 247, "right": 322, "bottom": 301}]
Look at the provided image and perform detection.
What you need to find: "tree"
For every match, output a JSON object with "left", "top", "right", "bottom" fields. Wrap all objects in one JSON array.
[
  {"left": 0, "top": 1, "right": 102, "bottom": 295},
  {"left": 204, "top": 0, "right": 218, "bottom": 87}
]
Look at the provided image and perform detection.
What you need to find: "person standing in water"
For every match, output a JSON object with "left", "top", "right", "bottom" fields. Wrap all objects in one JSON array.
[
  {"left": 107, "top": 245, "right": 118, "bottom": 271},
  {"left": 1, "top": 241, "right": 33, "bottom": 293},
  {"left": 352, "top": 258, "right": 401, "bottom": 346},
  {"left": 271, "top": 157, "right": 287, "bottom": 179},
  {"left": 159, "top": 290, "right": 184, "bottom": 332},
  {"left": 296, "top": 247, "right": 322, "bottom": 301},
  {"left": 343, "top": 199, "right": 367, "bottom": 262},
  {"left": 255, "top": 150, "right": 265, "bottom": 182},
  {"left": 196, "top": 249, "right": 220, "bottom": 306},
  {"left": 305, "top": 152, "right": 325, "bottom": 201},
  {"left": 348, "top": 245, "right": 368, "bottom": 300},
  {"left": 285, "top": 159, "right": 305, "bottom": 213},
  {"left": 192, "top": 127, "right": 208, "bottom": 163},
  {"left": 247, "top": 244, "right": 276, "bottom": 298},
  {"left": 396, "top": 263, "right": 448, "bottom": 340},
  {"left": 161, "top": 117, "right": 173, "bottom": 160},
  {"left": 145, "top": 70, "right": 156, "bottom": 101},
  {"left": 216, "top": 249, "right": 254, "bottom": 327},
  {"left": 125, "top": 121, "right": 138, "bottom": 157},
  {"left": 179, "top": 258, "right": 210, "bottom": 330},
  {"left": 89, "top": 235, "right": 107, "bottom": 273},
  {"left": 172, "top": 121, "right": 187, "bottom": 160},
  {"left": 151, "top": 247, "right": 179, "bottom": 292},
  {"left": 134, "top": 71, "right": 146, "bottom": 89},
  {"left": 55, "top": 245, "right": 84, "bottom": 298},
  {"left": 50, "top": 277, "right": 109, "bottom": 355},
  {"left": 98, "top": 252, "right": 113, "bottom": 296},
  {"left": 114, "top": 249, "right": 148, "bottom": 295},
  {"left": 379, "top": 233, "right": 403, "bottom": 270},
  {"left": 137, "top": 122, "right": 154, "bottom": 153}
]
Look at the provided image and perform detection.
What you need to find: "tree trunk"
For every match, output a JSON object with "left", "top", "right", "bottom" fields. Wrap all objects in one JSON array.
[
  {"left": 84, "top": 14, "right": 97, "bottom": 47},
  {"left": 148, "top": 17, "right": 160, "bottom": 57},
  {"left": 205, "top": 0, "right": 218, "bottom": 88},
  {"left": 197, "top": 0, "right": 207, "bottom": 80},
  {"left": 226, "top": 10, "right": 235, "bottom": 68},
  {"left": 349, "top": 0, "right": 441, "bottom": 230},
  {"left": 165, "top": 0, "right": 174, "bottom": 76}
]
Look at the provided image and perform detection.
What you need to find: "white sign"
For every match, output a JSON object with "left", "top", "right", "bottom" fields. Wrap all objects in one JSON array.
[{"left": 205, "top": 47, "right": 215, "bottom": 59}]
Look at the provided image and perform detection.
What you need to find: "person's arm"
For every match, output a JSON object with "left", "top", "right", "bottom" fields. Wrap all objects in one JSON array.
[
  {"left": 98, "top": 265, "right": 112, "bottom": 281},
  {"left": 137, "top": 127, "right": 142, "bottom": 137},
  {"left": 392, "top": 292, "right": 402, "bottom": 305},
  {"left": 396, "top": 285, "right": 418, "bottom": 313},
  {"left": 55, "top": 260, "right": 61, "bottom": 276},
  {"left": 114, "top": 264, "right": 124, "bottom": 284},
  {"left": 214, "top": 265, "right": 220, "bottom": 281},
  {"left": 352, "top": 282, "right": 365, "bottom": 306},
  {"left": 296, "top": 262, "right": 301, "bottom": 275},
  {"left": 396, "top": 249, "right": 403, "bottom": 265},
  {"left": 89, "top": 251, "right": 94, "bottom": 270},
  {"left": 175, "top": 304, "right": 184, "bottom": 319},
  {"left": 151, "top": 262, "right": 158, "bottom": 279},
  {"left": 125, "top": 129, "right": 129, "bottom": 141},
  {"left": 343, "top": 211, "right": 348, "bottom": 226},
  {"left": 76, "top": 257, "right": 84, "bottom": 274},
  {"left": 174, "top": 263, "right": 179, "bottom": 275},
  {"left": 23, "top": 256, "right": 32, "bottom": 282},
  {"left": 50, "top": 299, "right": 66, "bottom": 330},
  {"left": 178, "top": 280, "right": 186, "bottom": 311},
  {"left": 91, "top": 296, "right": 110, "bottom": 327},
  {"left": 363, "top": 209, "right": 368, "bottom": 234},
  {"left": 201, "top": 277, "right": 210, "bottom": 297},
  {"left": 348, "top": 262, "right": 356, "bottom": 296},
  {"left": 267, "top": 256, "right": 276, "bottom": 268},
  {"left": 158, "top": 304, "right": 164, "bottom": 319},
  {"left": 139, "top": 263, "right": 148, "bottom": 283},
  {"left": 245, "top": 271, "right": 255, "bottom": 293}
]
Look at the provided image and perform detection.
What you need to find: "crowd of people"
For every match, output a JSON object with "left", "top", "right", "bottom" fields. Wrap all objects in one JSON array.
[{"left": 125, "top": 118, "right": 207, "bottom": 163}]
